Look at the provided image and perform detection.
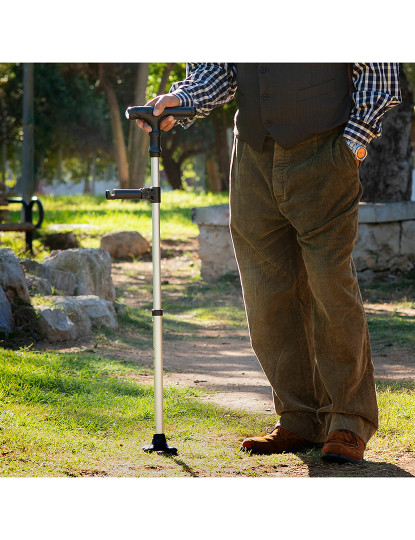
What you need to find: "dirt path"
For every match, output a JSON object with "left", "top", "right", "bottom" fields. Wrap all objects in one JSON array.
[{"left": 105, "top": 244, "right": 415, "bottom": 416}]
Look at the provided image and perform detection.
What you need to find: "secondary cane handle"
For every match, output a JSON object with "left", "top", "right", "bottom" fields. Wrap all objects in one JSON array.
[{"left": 125, "top": 106, "right": 196, "bottom": 157}]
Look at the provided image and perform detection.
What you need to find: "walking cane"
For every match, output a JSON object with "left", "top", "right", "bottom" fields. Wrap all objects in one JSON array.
[{"left": 106, "top": 105, "right": 196, "bottom": 455}]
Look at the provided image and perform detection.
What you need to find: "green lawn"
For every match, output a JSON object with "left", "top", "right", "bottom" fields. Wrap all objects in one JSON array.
[
  {"left": 1, "top": 346, "right": 414, "bottom": 477},
  {"left": 1, "top": 191, "right": 229, "bottom": 257}
]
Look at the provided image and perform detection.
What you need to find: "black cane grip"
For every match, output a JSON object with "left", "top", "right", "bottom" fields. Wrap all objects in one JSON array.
[
  {"left": 125, "top": 106, "right": 196, "bottom": 129},
  {"left": 126, "top": 106, "right": 196, "bottom": 157}
]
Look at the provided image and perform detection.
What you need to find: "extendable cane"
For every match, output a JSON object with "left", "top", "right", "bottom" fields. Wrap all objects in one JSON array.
[{"left": 106, "top": 105, "right": 196, "bottom": 455}]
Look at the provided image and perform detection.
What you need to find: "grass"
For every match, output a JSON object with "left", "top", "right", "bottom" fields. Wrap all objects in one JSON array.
[
  {"left": 1, "top": 347, "right": 414, "bottom": 477},
  {"left": 0, "top": 348, "right": 270, "bottom": 477},
  {"left": 1, "top": 193, "right": 415, "bottom": 477},
  {"left": 361, "top": 276, "right": 415, "bottom": 353},
  {"left": 0, "top": 191, "right": 229, "bottom": 257}
]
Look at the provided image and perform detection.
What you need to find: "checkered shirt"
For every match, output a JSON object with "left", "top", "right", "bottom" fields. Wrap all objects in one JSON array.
[{"left": 170, "top": 63, "right": 402, "bottom": 147}]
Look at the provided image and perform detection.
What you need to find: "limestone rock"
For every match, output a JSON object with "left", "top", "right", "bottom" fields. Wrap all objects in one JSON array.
[
  {"left": 43, "top": 248, "right": 115, "bottom": 301},
  {"left": 26, "top": 275, "right": 53, "bottom": 296},
  {"left": 354, "top": 223, "right": 401, "bottom": 272},
  {"left": 0, "top": 285, "right": 13, "bottom": 334},
  {"left": 0, "top": 248, "right": 31, "bottom": 304},
  {"left": 32, "top": 295, "right": 118, "bottom": 342},
  {"left": 51, "top": 296, "right": 92, "bottom": 337},
  {"left": 35, "top": 304, "right": 77, "bottom": 342},
  {"left": 71, "top": 296, "right": 118, "bottom": 330},
  {"left": 42, "top": 231, "right": 79, "bottom": 250},
  {"left": 101, "top": 230, "right": 150, "bottom": 260},
  {"left": 20, "top": 258, "right": 76, "bottom": 296}
]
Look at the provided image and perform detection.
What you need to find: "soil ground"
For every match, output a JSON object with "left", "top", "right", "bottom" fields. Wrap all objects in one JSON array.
[{"left": 43, "top": 239, "right": 415, "bottom": 477}]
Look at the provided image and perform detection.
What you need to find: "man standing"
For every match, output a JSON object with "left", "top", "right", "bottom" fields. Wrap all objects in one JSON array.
[{"left": 136, "top": 63, "right": 401, "bottom": 464}]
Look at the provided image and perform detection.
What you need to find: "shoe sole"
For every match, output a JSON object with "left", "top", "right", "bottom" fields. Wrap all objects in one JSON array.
[{"left": 321, "top": 452, "right": 363, "bottom": 465}]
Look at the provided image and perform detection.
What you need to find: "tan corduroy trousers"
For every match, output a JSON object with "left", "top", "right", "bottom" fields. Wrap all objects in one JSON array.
[{"left": 229, "top": 126, "right": 378, "bottom": 444}]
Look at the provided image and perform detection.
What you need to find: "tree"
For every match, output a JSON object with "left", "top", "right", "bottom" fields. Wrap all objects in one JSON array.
[
  {"left": 96, "top": 64, "right": 130, "bottom": 189},
  {"left": 21, "top": 63, "right": 35, "bottom": 200},
  {"left": 128, "top": 63, "right": 149, "bottom": 189},
  {"left": 360, "top": 64, "right": 414, "bottom": 201}
]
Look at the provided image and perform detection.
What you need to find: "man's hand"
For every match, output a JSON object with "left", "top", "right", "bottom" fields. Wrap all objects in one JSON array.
[{"left": 135, "top": 94, "right": 180, "bottom": 133}]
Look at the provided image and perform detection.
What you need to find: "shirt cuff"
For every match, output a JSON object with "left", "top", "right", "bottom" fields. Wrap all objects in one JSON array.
[
  {"left": 343, "top": 117, "right": 377, "bottom": 147},
  {"left": 170, "top": 88, "right": 194, "bottom": 107}
]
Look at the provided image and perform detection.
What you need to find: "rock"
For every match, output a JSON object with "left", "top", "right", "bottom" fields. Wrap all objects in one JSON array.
[
  {"left": 114, "top": 302, "right": 127, "bottom": 316},
  {"left": 48, "top": 268, "right": 76, "bottom": 295},
  {"left": 400, "top": 221, "right": 415, "bottom": 261},
  {"left": 101, "top": 231, "right": 150, "bottom": 260},
  {"left": 354, "top": 223, "right": 401, "bottom": 272},
  {"left": 51, "top": 297, "right": 92, "bottom": 337},
  {"left": 43, "top": 248, "right": 115, "bottom": 302},
  {"left": 0, "top": 285, "right": 13, "bottom": 334},
  {"left": 32, "top": 295, "right": 118, "bottom": 342},
  {"left": 191, "top": 206, "right": 238, "bottom": 281},
  {"left": 42, "top": 231, "right": 80, "bottom": 250},
  {"left": 26, "top": 275, "right": 53, "bottom": 296},
  {"left": 35, "top": 304, "right": 78, "bottom": 342},
  {"left": 71, "top": 296, "right": 118, "bottom": 330},
  {"left": 0, "top": 248, "right": 31, "bottom": 304},
  {"left": 20, "top": 258, "right": 76, "bottom": 295},
  {"left": 357, "top": 269, "right": 376, "bottom": 285}
]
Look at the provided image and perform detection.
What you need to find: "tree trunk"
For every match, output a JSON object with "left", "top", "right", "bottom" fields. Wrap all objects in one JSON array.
[
  {"left": 128, "top": 63, "right": 149, "bottom": 188},
  {"left": 158, "top": 63, "right": 174, "bottom": 94},
  {"left": 162, "top": 145, "right": 182, "bottom": 189},
  {"left": 22, "top": 63, "right": 35, "bottom": 200},
  {"left": 99, "top": 65, "right": 129, "bottom": 189},
  {"left": 360, "top": 64, "right": 414, "bottom": 201},
  {"left": 210, "top": 109, "right": 230, "bottom": 190},
  {"left": 205, "top": 156, "right": 222, "bottom": 192}
]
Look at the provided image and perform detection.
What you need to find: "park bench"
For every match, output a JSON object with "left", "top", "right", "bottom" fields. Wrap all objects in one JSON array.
[{"left": 0, "top": 182, "right": 44, "bottom": 253}]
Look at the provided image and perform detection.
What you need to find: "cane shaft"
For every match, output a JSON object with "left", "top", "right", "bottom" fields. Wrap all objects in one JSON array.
[{"left": 151, "top": 157, "right": 163, "bottom": 434}]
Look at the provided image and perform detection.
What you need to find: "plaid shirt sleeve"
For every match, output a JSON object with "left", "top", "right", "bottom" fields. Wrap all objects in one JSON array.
[
  {"left": 169, "top": 63, "right": 237, "bottom": 128},
  {"left": 170, "top": 63, "right": 402, "bottom": 146},
  {"left": 344, "top": 63, "right": 402, "bottom": 147}
]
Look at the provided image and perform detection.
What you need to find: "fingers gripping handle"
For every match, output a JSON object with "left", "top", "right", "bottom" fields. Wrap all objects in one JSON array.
[{"left": 125, "top": 106, "right": 196, "bottom": 157}]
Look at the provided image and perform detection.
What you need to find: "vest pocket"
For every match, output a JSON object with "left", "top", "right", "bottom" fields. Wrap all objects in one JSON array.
[{"left": 297, "top": 79, "right": 336, "bottom": 102}]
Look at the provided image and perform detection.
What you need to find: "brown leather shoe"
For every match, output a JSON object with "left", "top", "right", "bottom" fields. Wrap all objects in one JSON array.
[
  {"left": 322, "top": 429, "right": 366, "bottom": 464},
  {"left": 240, "top": 425, "right": 315, "bottom": 455}
]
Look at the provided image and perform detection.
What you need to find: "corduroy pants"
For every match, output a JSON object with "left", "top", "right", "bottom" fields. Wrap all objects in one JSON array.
[{"left": 229, "top": 126, "right": 378, "bottom": 444}]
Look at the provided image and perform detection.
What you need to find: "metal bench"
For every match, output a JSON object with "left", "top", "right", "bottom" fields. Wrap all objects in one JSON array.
[{"left": 0, "top": 194, "right": 44, "bottom": 253}]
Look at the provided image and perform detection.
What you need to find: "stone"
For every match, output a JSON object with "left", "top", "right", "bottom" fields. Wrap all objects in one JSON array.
[
  {"left": 0, "top": 248, "right": 31, "bottom": 304},
  {"left": 0, "top": 285, "right": 13, "bottom": 334},
  {"left": 114, "top": 302, "right": 127, "bottom": 316},
  {"left": 48, "top": 268, "right": 76, "bottom": 296},
  {"left": 26, "top": 275, "right": 53, "bottom": 296},
  {"left": 358, "top": 201, "right": 415, "bottom": 224},
  {"left": 400, "top": 221, "right": 415, "bottom": 259},
  {"left": 42, "top": 231, "right": 80, "bottom": 250},
  {"left": 20, "top": 258, "right": 76, "bottom": 296},
  {"left": 43, "top": 248, "right": 115, "bottom": 302},
  {"left": 32, "top": 295, "right": 118, "bottom": 342},
  {"left": 197, "top": 226, "right": 238, "bottom": 281},
  {"left": 100, "top": 230, "right": 150, "bottom": 260},
  {"left": 353, "top": 223, "right": 401, "bottom": 272},
  {"left": 35, "top": 304, "right": 78, "bottom": 342},
  {"left": 51, "top": 296, "right": 92, "bottom": 337},
  {"left": 71, "top": 296, "right": 118, "bottom": 331}
]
